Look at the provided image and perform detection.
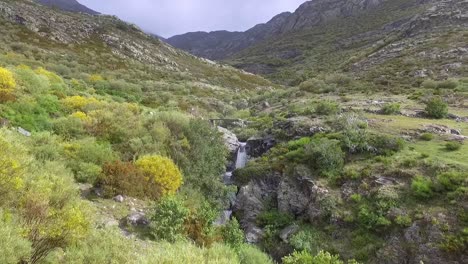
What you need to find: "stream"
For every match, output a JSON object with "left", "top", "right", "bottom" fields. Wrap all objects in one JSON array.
[{"left": 215, "top": 142, "right": 247, "bottom": 225}]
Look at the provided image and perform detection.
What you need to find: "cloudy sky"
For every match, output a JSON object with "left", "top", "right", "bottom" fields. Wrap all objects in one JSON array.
[{"left": 79, "top": 0, "right": 306, "bottom": 38}]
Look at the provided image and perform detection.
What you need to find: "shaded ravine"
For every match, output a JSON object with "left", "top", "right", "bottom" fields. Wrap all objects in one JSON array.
[{"left": 215, "top": 142, "right": 247, "bottom": 225}]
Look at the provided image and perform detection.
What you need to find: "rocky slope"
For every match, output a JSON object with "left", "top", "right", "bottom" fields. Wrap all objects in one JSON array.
[
  {"left": 168, "top": 0, "right": 468, "bottom": 86},
  {"left": 167, "top": 0, "right": 393, "bottom": 60},
  {"left": 36, "top": 0, "right": 99, "bottom": 14}
]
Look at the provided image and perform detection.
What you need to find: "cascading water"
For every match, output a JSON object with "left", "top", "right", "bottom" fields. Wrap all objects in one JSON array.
[
  {"left": 235, "top": 142, "right": 248, "bottom": 169},
  {"left": 215, "top": 142, "right": 247, "bottom": 226}
]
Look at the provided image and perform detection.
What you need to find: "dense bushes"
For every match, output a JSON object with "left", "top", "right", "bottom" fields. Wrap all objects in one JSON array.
[
  {"left": 425, "top": 97, "right": 448, "bottom": 119},
  {"left": 150, "top": 196, "right": 189, "bottom": 242}
]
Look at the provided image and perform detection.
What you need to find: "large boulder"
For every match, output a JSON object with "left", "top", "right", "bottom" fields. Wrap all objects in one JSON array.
[{"left": 218, "top": 126, "right": 240, "bottom": 155}]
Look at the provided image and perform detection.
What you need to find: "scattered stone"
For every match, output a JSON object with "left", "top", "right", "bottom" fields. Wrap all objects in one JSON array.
[
  {"left": 126, "top": 212, "right": 149, "bottom": 227},
  {"left": 94, "top": 187, "right": 104, "bottom": 197},
  {"left": 245, "top": 226, "right": 264, "bottom": 244},
  {"left": 17, "top": 127, "right": 31, "bottom": 137},
  {"left": 279, "top": 224, "right": 299, "bottom": 242},
  {"left": 113, "top": 195, "right": 124, "bottom": 203}
]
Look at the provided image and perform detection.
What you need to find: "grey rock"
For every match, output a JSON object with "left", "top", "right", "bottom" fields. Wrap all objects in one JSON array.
[
  {"left": 126, "top": 212, "right": 149, "bottom": 227},
  {"left": 217, "top": 126, "right": 240, "bottom": 155},
  {"left": 245, "top": 226, "right": 265, "bottom": 244},
  {"left": 113, "top": 195, "right": 124, "bottom": 203},
  {"left": 279, "top": 224, "right": 299, "bottom": 242},
  {"left": 17, "top": 127, "right": 31, "bottom": 137}
]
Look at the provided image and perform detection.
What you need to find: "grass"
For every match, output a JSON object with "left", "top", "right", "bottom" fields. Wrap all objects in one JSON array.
[{"left": 366, "top": 114, "right": 468, "bottom": 135}]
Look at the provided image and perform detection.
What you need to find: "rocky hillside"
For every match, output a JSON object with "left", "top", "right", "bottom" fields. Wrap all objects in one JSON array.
[
  {"left": 167, "top": 0, "right": 394, "bottom": 60},
  {"left": 0, "top": 0, "right": 273, "bottom": 115},
  {"left": 36, "top": 0, "right": 99, "bottom": 14},
  {"left": 168, "top": 0, "right": 468, "bottom": 86}
]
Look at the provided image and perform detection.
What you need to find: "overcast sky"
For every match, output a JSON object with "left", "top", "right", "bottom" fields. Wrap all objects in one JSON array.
[{"left": 79, "top": 0, "right": 306, "bottom": 38}]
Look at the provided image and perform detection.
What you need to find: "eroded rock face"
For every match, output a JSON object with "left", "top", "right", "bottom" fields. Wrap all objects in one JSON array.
[
  {"left": 233, "top": 165, "right": 334, "bottom": 242},
  {"left": 376, "top": 213, "right": 464, "bottom": 264}
]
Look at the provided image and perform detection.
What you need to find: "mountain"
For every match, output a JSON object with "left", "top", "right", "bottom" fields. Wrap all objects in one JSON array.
[
  {"left": 36, "top": 0, "right": 100, "bottom": 14},
  {"left": 166, "top": 12, "right": 291, "bottom": 60},
  {"left": 169, "top": 0, "right": 468, "bottom": 86},
  {"left": 167, "top": 0, "right": 388, "bottom": 60}
]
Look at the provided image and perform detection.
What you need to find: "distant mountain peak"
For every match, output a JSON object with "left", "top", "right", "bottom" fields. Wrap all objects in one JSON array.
[{"left": 36, "top": 0, "right": 99, "bottom": 15}]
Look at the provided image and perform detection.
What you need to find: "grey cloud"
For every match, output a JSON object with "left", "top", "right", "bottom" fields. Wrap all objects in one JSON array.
[{"left": 79, "top": 0, "right": 306, "bottom": 37}]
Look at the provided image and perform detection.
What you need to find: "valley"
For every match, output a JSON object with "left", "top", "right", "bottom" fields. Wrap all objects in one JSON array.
[{"left": 0, "top": 0, "right": 466, "bottom": 264}]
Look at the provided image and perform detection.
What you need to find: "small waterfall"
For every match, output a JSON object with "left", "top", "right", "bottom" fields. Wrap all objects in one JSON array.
[
  {"left": 235, "top": 142, "right": 248, "bottom": 169},
  {"left": 215, "top": 142, "right": 248, "bottom": 226}
]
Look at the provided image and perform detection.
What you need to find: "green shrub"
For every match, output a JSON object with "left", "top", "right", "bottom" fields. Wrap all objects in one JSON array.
[
  {"left": 0, "top": 211, "right": 32, "bottom": 264},
  {"left": 289, "top": 227, "right": 328, "bottom": 255},
  {"left": 421, "top": 79, "right": 438, "bottom": 89},
  {"left": 437, "top": 79, "right": 458, "bottom": 89},
  {"left": 395, "top": 215, "right": 412, "bottom": 227},
  {"left": 257, "top": 210, "right": 293, "bottom": 229},
  {"left": 238, "top": 244, "right": 274, "bottom": 264},
  {"left": 411, "top": 176, "right": 433, "bottom": 199},
  {"left": 221, "top": 218, "right": 245, "bottom": 249},
  {"left": 381, "top": 103, "right": 401, "bottom": 115},
  {"left": 369, "top": 134, "right": 405, "bottom": 155},
  {"left": 150, "top": 196, "right": 189, "bottom": 242},
  {"left": 315, "top": 101, "right": 340, "bottom": 116},
  {"left": 436, "top": 171, "right": 467, "bottom": 192},
  {"left": 299, "top": 78, "right": 327, "bottom": 93},
  {"left": 420, "top": 133, "right": 434, "bottom": 141},
  {"left": 304, "top": 138, "right": 345, "bottom": 177},
  {"left": 425, "top": 97, "right": 448, "bottom": 119},
  {"left": 233, "top": 164, "right": 271, "bottom": 186},
  {"left": 445, "top": 141, "right": 462, "bottom": 151},
  {"left": 283, "top": 250, "right": 344, "bottom": 264}
]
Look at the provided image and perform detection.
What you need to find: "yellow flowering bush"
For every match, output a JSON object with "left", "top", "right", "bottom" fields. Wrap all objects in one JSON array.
[
  {"left": 135, "top": 155, "right": 183, "bottom": 196},
  {"left": 0, "top": 67, "right": 16, "bottom": 102}
]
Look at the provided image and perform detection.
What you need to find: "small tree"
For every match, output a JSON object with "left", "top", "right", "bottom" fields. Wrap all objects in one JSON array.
[
  {"left": 425, "top": 97, "right": 448, "bottom": 119},
  {"left": 150, "top": 196, "right": 189, "bottom": 242},
  {"left": 135, "top": 155, "right": 183, "bottom": 196}
]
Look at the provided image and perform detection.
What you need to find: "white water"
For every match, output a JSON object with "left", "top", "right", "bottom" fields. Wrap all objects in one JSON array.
[{"left": 235, "top": 142, "right": 248, "bottom": 169}]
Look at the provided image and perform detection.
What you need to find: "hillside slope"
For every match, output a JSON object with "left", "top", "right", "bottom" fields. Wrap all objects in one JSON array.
[
  {"left": 0, "top": 0, "right": 273, "bottom": 115},
  {"left": 36, "top": 0, "right": 99, "bottom": 14},
  {"left": 229, "top": 0, "right": 468, "bottom": 85},
  {"left": 168, "top": 0, "right": 467, "bottom": 87}
]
